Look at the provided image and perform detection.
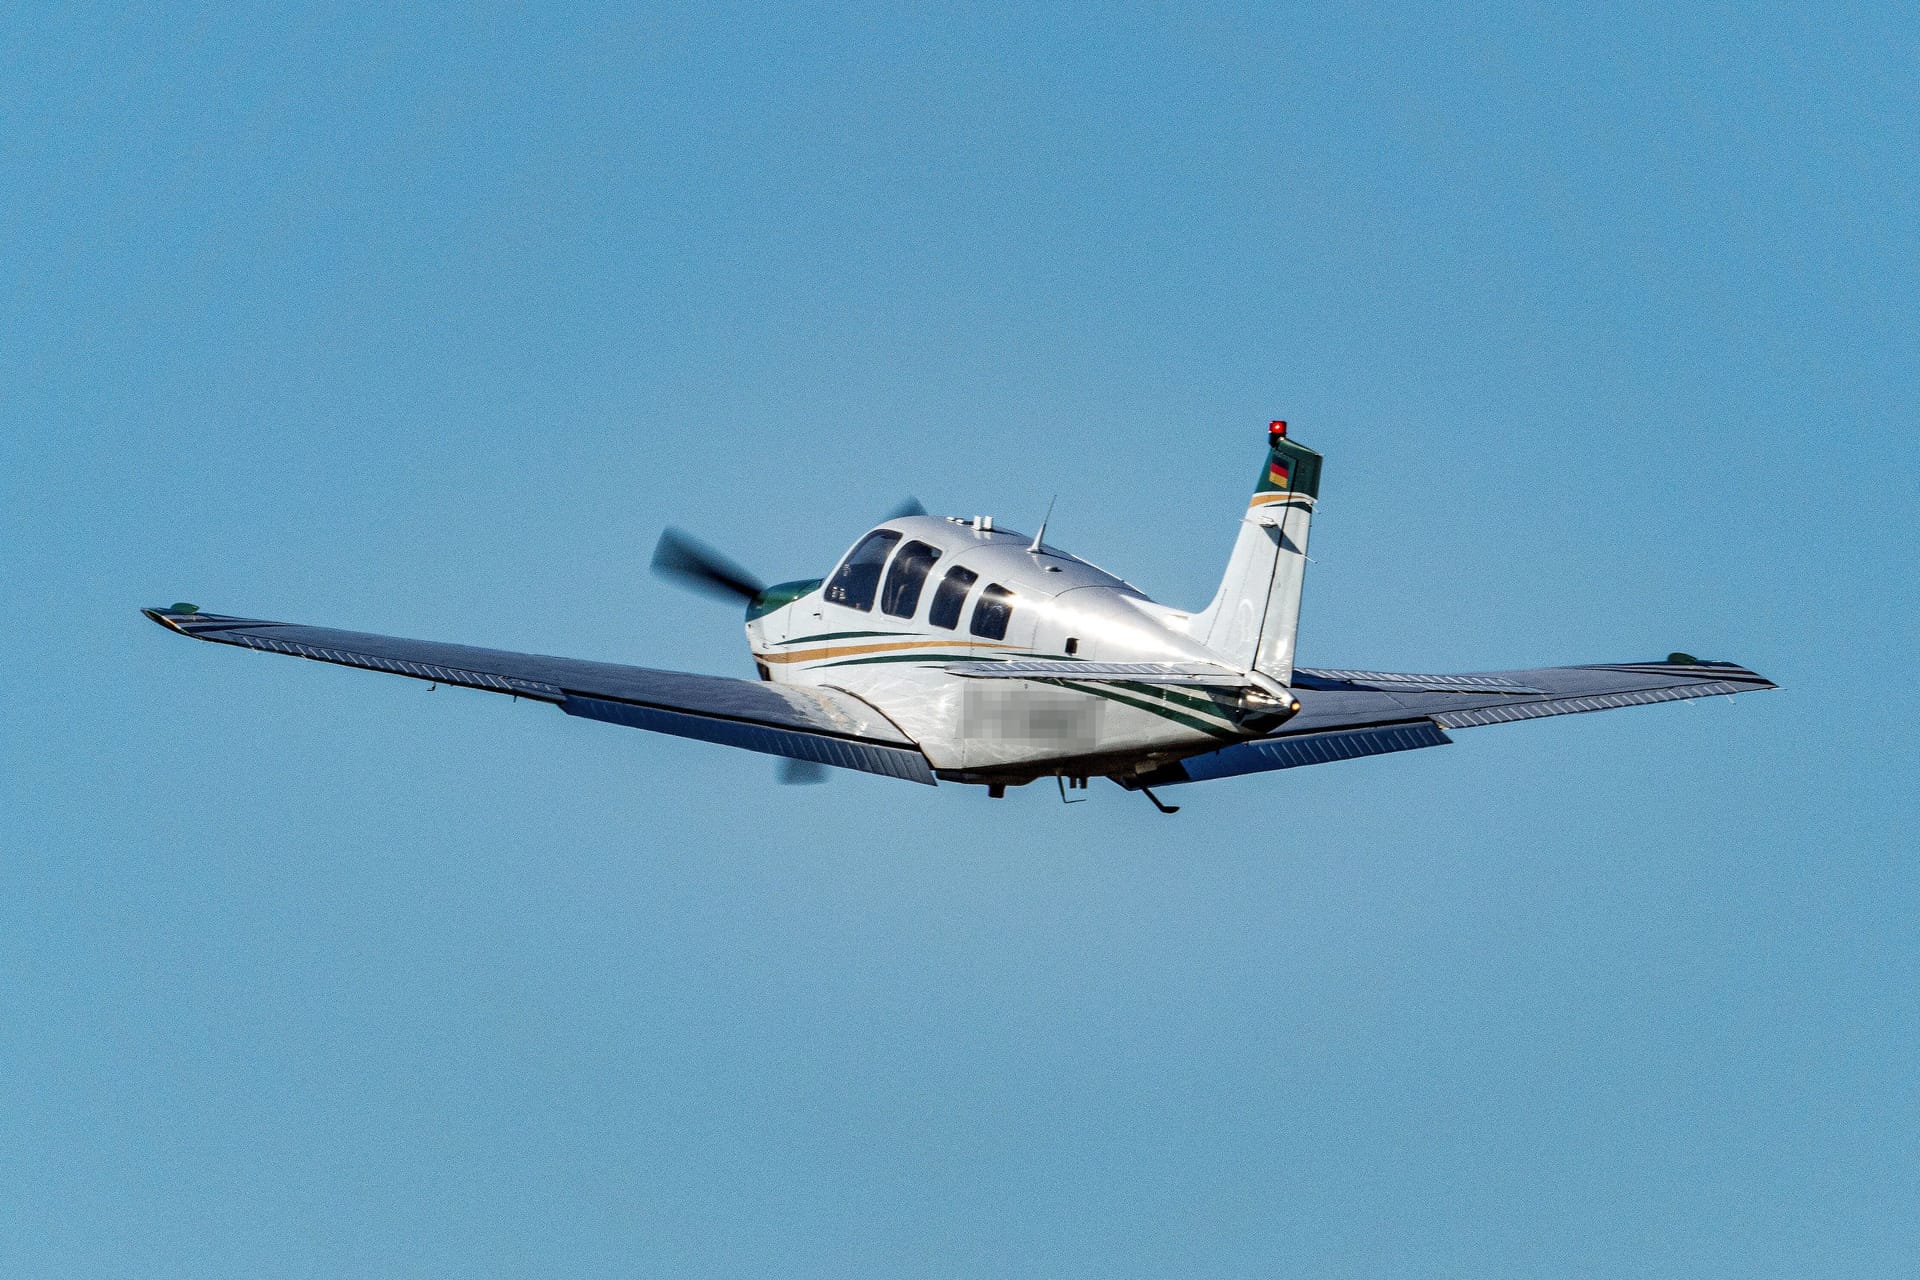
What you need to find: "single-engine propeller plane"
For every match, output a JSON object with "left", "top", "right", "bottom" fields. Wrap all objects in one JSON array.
[{"left": 144, "top": 423, "right": 1773, "bottom": 811}]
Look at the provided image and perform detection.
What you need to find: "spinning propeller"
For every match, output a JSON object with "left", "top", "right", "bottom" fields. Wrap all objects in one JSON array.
[
  {"left": 649, "top": 497, "right": 925, "bottom": 606},
  {"left": 649, "top": 528, "right": 765, "bottom": 604},
  {"left": 649, "top": 498, "right": 923, "bottom": 784}
]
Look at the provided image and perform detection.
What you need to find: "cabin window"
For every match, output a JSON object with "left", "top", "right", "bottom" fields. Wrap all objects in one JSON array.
[
  {"left": 1064, "top": 637, "right": 1079, "bottom": 656},
  {"left": 824, "top": 530, "right": 901, "bottom": 612},
  {"left": 927, "top": 566, "right": 978, "bottom": 630},
  {"left": 970, "top": 583, "right": 1016, "bottom": 640},
  {"left": 879, "top": 540, "right": 942, "bottom": 618}
]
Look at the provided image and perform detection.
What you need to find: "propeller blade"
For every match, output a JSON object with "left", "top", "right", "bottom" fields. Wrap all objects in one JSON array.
[
  {"left": 883, "top": 495, "right": 927, "bottom": 521},
  {"left": 777, "top": 758, "right": 829, "bottom": 785},
  {"left": 651, "top": 528, "right": 767, "bottom": 604}
]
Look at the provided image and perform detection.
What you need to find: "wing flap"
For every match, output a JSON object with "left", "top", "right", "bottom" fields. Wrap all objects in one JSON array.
[
  {"left": 143, "top": 606, "right": 935, "bottom": 784},
  {"left": 561, "top": 696, "right": 936, "bottom": 783},
  {"left": 1125, "top": 720, "right": 1452, "bottom": 788}
]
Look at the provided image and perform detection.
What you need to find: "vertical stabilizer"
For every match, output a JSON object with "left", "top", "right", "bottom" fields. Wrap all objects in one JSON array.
[{"left": 1188, "top": 422, "right": 1322, "bottom": 683}]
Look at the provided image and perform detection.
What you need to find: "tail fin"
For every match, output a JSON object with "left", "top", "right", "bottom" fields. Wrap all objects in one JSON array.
[{"left": 1187, "top": 422, "right": 1323, "bottom": 684}]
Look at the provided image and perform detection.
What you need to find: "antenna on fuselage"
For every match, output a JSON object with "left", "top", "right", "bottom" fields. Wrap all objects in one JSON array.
[{"left": 1027, "top": 495, "right": 1057, "bottom": 554}]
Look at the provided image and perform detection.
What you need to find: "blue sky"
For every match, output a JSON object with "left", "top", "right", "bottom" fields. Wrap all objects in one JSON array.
[{"left": 4, "top": 3, "right": 1915, "bottom": 1275}]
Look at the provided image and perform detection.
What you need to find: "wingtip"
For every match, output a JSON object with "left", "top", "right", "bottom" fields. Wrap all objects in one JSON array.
[
  {"left": 142, "top": 603, "right": 201, "bottom": 634},
  {"left": 1675, "top": 654, "right": 1778, "bottom": 691}
]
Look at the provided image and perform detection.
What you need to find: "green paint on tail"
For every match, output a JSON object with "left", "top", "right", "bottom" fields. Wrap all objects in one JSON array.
[{"left": 1255, "top": 434, "right": 1323, "bottom": 498}]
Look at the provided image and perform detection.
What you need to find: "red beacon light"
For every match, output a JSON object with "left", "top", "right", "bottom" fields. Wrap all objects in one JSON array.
[{"left": 1269, "top": 419, "right": 1287, "bottom": 439}]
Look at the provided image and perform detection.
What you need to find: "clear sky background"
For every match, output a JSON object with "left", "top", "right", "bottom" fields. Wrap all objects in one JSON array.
[{"left": 4, "top": 4, "right": 1915, "bottom": 1276}]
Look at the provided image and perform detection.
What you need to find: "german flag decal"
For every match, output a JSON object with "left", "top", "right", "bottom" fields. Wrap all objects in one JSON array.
[{"left": 1253, "top": 432, "right": 1322, "bottom": 499}]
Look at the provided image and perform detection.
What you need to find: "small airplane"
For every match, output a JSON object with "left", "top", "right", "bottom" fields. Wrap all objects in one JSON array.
[{"left": 144, "top": 422, "right": 1773, "bottom": 811}]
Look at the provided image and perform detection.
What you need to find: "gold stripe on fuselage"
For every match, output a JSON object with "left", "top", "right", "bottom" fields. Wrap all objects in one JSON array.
[{"left": 758, "top": 637, "right": 1021, "bottom": 665}]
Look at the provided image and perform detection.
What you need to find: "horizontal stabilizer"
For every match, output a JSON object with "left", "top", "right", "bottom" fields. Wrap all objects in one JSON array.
[{"left": 944, "top": 660, "right": 1247, "bottom": 688}]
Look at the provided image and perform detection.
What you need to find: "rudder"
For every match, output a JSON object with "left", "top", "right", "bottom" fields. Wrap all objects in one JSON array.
[{"left": 1188, "top": 421, "right": 1322, "bottom": 683}]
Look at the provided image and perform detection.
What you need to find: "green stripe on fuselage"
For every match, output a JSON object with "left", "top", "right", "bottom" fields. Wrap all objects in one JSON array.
[
  {"left": 774, "top": 630, "right": 904, "bottom": 645},
  {"left": 817, "top": 653, "right": 992, "bottom": 668},
  {"left": 1053, "top": 680, "right": 1240, "bottom": 739},
  {"left": 1112, "top": 680, "right": 1240, "bottom": 724},
  {"left": 798, "top": 650, "right": 1084, "bottom": 668}
]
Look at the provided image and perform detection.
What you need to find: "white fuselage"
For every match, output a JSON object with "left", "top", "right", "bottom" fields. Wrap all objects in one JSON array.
[{"left": 744, "top": 516, "right": 1263, "bottom": 782}]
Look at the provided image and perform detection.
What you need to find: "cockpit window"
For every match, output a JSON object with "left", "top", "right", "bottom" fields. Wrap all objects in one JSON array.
[
  {"left": 825, "top": 530, "right": 901, "bottom": 612},
  {"left": 879, "top": 540, "right": 942, "bottom": 618},
  {"left": 927, "top": 566, "right": 978, "bottom": 630},
  {"left": 970, "top": 583, "right": 1016, "bottom": 640}
]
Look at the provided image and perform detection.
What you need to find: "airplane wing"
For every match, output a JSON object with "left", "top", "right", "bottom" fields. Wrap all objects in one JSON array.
[
  {"left": 142, "top": 606, "right": 937, "bottom": 784},
  {"left": 1123, "top": 657, "right": 1775, "bottom": 788}
]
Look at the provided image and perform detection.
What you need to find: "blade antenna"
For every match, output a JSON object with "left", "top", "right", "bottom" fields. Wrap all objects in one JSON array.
[{"left": 1028, "top": 495, "right": 1057, "bottom": 554}]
